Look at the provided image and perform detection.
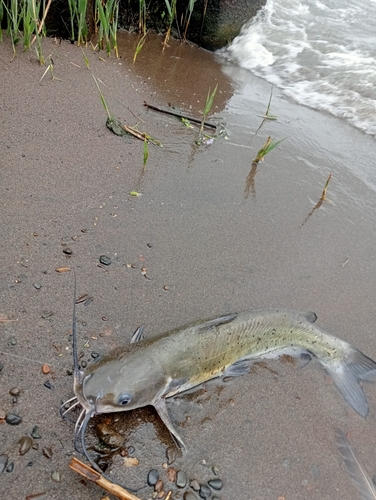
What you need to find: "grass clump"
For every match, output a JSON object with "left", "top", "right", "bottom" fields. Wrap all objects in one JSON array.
[{"left": 253, "top": 136, "right": 285, "bottom": 164}]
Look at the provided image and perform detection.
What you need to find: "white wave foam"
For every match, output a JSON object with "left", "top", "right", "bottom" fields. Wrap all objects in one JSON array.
[{"left": 220, "top": 0, "right": 376, "bottom": 137}]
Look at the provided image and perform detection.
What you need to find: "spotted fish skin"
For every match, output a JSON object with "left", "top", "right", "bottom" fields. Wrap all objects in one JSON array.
[{"left": 74, "top": 309, "right": 376, "bottom": 449}]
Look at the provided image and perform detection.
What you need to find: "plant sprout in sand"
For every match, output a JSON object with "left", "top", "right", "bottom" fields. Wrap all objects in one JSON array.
[{"left": 253, "top": 136, "right": 286, "bottom": 163}]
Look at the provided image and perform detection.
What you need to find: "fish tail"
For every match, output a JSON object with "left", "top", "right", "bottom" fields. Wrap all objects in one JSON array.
[{"left": 324, "top": 347, "right": 376, "bottom": 418}]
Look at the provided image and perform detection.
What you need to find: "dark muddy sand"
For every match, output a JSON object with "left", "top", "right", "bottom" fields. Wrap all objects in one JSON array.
[{"left": 1, "top": 32, "right": 376, "bottom": 500}]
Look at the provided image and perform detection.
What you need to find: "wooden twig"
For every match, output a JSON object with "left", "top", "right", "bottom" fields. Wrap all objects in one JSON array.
[
  {"left": 144, "top": 101, "right": 218, "bottom": 129},
  {"left": 69, "top": 457, "right": 142, "bottom": 500}
]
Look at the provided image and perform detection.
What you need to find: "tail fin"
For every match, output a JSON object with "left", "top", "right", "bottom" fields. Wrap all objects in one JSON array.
[{"left": 325, "top": 347, "right": 376, "bottom": 418}]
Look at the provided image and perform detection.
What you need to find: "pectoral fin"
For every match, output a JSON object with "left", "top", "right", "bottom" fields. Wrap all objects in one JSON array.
[
  {"left": 130, "top": 325, "right": 145, "bottom": 343},
  {"left": 153, "top": 397, "right": 186, "bottom": 452}
]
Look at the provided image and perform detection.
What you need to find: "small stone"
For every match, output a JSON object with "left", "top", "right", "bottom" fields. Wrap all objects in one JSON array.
[
  {"left": 19, "top": 436, "right": 33, "bottom": 455},
  {"left": 63, "top": 247, "right": 72, "bottom": 255},
  {"left": 12, "top": 397, "right": 18, "bottom": 404},
  {"left": 26, "top": 461, "right": 33, "bottom": 467},
  {"left": 42, "top": 447, "right": 53, "bottom": 458},
  {"left": 33, "top": 283, "right": 42, "bottom": 290},
  {"left": 184, "top": 493, "right": 198, "bottom": 500},
  {"left": 93, "top": 443, "right": 112, "bottom": 455},
  {"left": 157, "top": 491, "right": 165, "bottom": 499},
  {"left": 9, "top": 387, "right": 20, "bottom": 397},
  {"left": 55, "top": 267, "right": 70, "bottom": 273},
  {"left": 166, "top": 446, "right": 176, "bottom": 465},
  {"left": 0, "top": 455, "right": 8, "bottom": 474},
  {"left": 176, "top": 470, "right": 187, "bottom": 488},
  {"left": 6, "top": 462, "right": 14, "bottom": 473},
  {"left": 99, "top": 255, "right": 111, "bottom": 266},
  {"left": 32, "top": 443, "right": 39, "bottom": 450},
  {"left": 119, "top": 447, "right": 128, "bottom": 457},
  {"left": 91, "top": 352, "right": 100, "bottom": 359},
  {"left": 44, "top": 380, "right": 54, "bottom": 390},
  {"left": 199, "top": 485, "right": 211, "bottom": 499},
  {"left": 123, "top": 457, "right": 139, "bottom": 467},
  {"left": 95, "top": 423, "right": 124, "bottom": 448},
  {"left": 51, "top": 470, "right": 61, "bottom": 482},
  {"left": 31, "top": 426, "right": 42, "bottom": 439},
  {"left": 84, "top": 297, "right": 93, "bottom": 306},
  {"left": 166, "top": 467, "right": 176, "bottom": 482},
  {"left": 211, "top": 466, "right": 219, "bottom": 476},
  {"left": 127, "top": 446, "right": 135, "bottom": 455},
  {"left": 81, "top": 360, "right": 87, "bottom": 369},
  {"left": 8, "top": 336, "right": 17, "bottom": 346},
  {"left": 41, "top": 364, "right": 50, "bottom": 374},
  {"left": 155, "top": 479, "right": 164, "bottom": 493},
  {"left": 147, "top": 469, "right": 159, "bottom": 487},
  {"left": 41, "top": 311, "right": 54, "bottom": 319},
  {"left": 208, "top": 479, "right": 223, "bottom": 491},
  {"left": 189, "top": 480, "right": 200, "bottom": 491},
  {"left": 6, "top": 413, "right": 22, "bottom": 425}
]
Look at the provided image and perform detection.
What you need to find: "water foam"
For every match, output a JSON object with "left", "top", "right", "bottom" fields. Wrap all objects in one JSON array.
[{"left": 220, "top": 0, "right": 376, "bottom": 136}]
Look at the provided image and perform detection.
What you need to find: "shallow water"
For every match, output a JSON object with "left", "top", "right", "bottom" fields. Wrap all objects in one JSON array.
[{"left": 220, "top": 0, "right": 376, "bottom": 137}]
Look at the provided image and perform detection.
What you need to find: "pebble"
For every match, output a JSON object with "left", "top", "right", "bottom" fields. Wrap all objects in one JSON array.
[
  {"left": 32, "top": 443, "right": 39, "bottom": 450},
  {"left": 31, "top": 426, "right": 42, "bottom": 439},
  {"left": 41, "top": 364, "right": 50, "bottom": 374},
  {"left": 9, "top": 387, "right": 21, "bottom": 397},
  {"left": 199, "top": 485, "right": 211, "bottom": 499},
  {"left": 91, "top": 352, "right": 100, "bottom": 359},
  {"left": 166, "top": 446, "right": 177, "bottom": 465},
  {"left": 208, "top": 479, "right": 223, "bottom": 491},
  {"left": 184, "top": 493, "right": 198, "bottom": 500},
  {"left": 44, "top": 380, "right": 54, "bottom": 390},
  {"left": 6, "top": 413, "right": 22, "bottom": 425},
  {"left": 147, "top": 469, "right": 159, "bottom": 487},
  {"left": 155, "top": 479, "right": 164, "bottom": 493},
  {"left": 42, "top": 447, "right": 53, "bottom": 459},
  {"left": 166, "top": 467, "right": 176, "bottom": 482},
  {"left": 189, "top": 480, "right": 200, "bottom": 491},
  {"left": 63, "top": 247, "right": 72, "bottom": 255},
  {"left": 19, "top": 436, "right": 33, "bottom": 455},
  {"left": 211, "top": 466, "right": 219, "bottom": 476},
  {"left": 33, "top": 283, "right": 42, "bottom": 290},
  {"left": 95, "top": 423, "right": 124, "bottom": 448},
  {"left": 0, "top": 455, "right": 8, "bottom": 474},
  {"left": 99, "top": 255, "right": 111, "bottom": 266},
  {"left": 6, "top": 462, "right": 14, "bottom": 473},
  {"left": 8, "top": 336, "right": 17, "bottom": 346},
  {"left": 128, "top": 446, "right": 135, "bottom": 455},
  {"left": 81, "top": 360, "right": 87, "bottom": 369},
  {"left": 176, "top": 470, "right": 187, "bottom": 488},
  {"left": 51, "top": 470, "right": 61, "bottom": 482}
]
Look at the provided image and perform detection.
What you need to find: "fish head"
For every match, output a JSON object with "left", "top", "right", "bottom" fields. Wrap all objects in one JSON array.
[{"left": 74, "top": 346, "right": 168, "bottom": 414}]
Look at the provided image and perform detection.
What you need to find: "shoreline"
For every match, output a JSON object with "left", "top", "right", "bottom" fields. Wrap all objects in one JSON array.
[{"left": 1, "top": 34, "right": 376, "bottom": 500}]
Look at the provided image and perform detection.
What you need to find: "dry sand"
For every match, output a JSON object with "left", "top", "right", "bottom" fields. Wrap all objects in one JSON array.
[{"left": 1, "top": 32, "right": 376, "bottom": 499}]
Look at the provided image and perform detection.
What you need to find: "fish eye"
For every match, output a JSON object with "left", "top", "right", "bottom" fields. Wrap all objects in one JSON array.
[{"left": 118, "top": 393, "right": 132, "bottom": 405}]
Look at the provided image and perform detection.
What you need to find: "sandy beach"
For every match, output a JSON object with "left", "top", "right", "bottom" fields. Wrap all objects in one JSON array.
[{"left": 1, "top": 32, "right": 376, "bottom": 499}]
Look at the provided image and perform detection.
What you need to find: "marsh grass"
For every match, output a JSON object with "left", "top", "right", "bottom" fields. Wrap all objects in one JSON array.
[
  {"left": 133, "top": 31, "right": 147, "bottom": 62},
  {"left": 253, "top": 136, "right": 286, "bottom": 163},
  {"left": 198, "top": 84, "right": 218, "bottom": 138},
  {"left": 163, "top": 0, "right": 177, "bottom": 51},
  {"left": 255, "top": 85, "right": 277, "bottom": 135},
  {"left": 301, "top": 174, "right": 333, "bottom": 227},
  {"left": 143, "top": 138, "right": 148, "bottom": 168},
  {"left": 92, "top": 74, "right": 112, "bottom": 120},
  {"left": 95, "top": 0, "right": 119, "bottom": 57}
]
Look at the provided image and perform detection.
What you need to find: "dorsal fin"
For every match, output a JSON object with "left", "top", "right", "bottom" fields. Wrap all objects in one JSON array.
[{"left": 197, "top": 313, "right": 237, "bottom": 333}]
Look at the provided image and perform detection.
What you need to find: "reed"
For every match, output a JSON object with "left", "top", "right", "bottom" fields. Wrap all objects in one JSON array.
[
  {"left": 198, "top": 84, "right": 218, "bottom": 138},
  {"left": 253, "top": 136, "right": 286, "bottom": 163},
  {"left": 95, "top": 0, "right": 119, "bottom": 57}
]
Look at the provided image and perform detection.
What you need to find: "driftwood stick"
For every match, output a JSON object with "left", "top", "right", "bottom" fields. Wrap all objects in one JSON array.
[
  {"left": 144, "top": 101, "right": 218, "bottom": 129},
  {"left": 69, "top": 457, "right": 142, "bottom": 500}
]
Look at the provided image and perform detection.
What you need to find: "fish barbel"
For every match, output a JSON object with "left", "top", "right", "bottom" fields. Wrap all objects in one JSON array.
[{"left": 70, "top": 309, "right": 376, "bottom": 451}]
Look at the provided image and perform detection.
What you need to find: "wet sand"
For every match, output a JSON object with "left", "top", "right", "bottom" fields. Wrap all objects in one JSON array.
[{"left": 1, "top": 32, "right": 376, "bottom": 499}]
